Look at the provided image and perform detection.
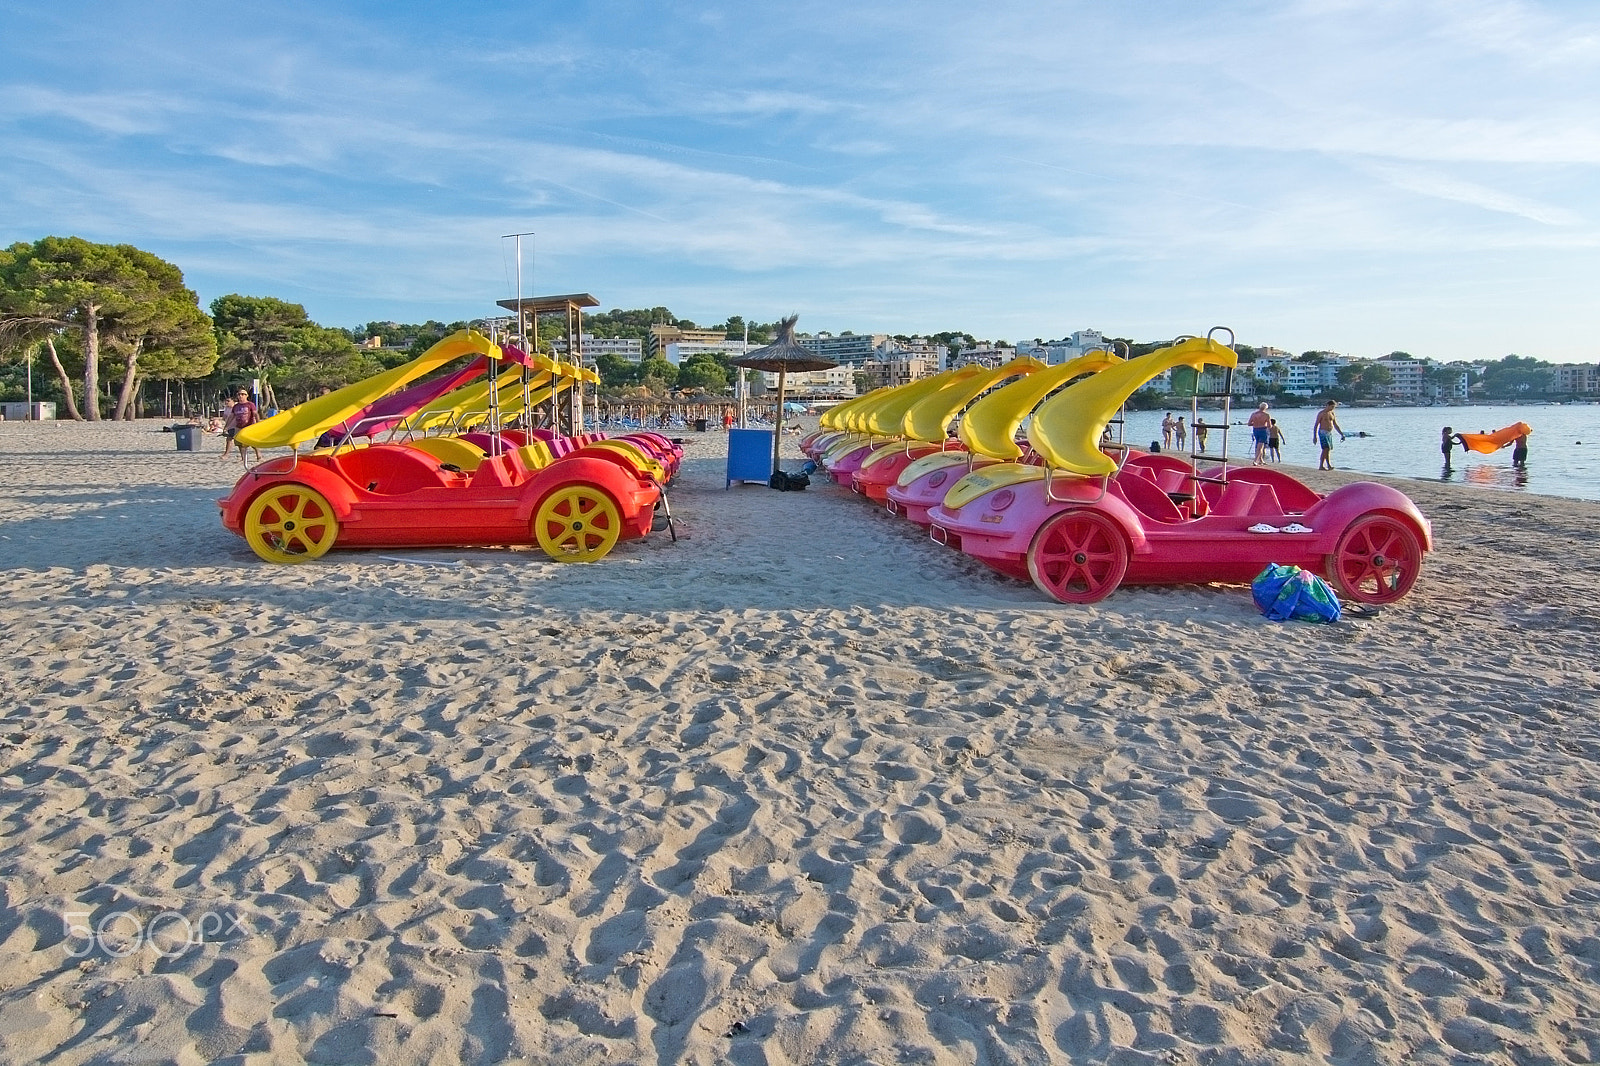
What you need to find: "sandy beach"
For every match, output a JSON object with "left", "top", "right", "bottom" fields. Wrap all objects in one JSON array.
[{"left": 0, "top": 418, "right": 1597, "bottom": 1065}]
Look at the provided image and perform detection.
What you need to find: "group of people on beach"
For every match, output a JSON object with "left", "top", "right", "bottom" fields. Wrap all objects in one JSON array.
[
  {"left": 1160, "top": 402, "right": 1345, "bottom": 467},
  {"left": 1248, "top": 402, "right": 1345, "bottom": 469},
  {"left": 186, "top": 388, "right": 262, "bottom": 464}
]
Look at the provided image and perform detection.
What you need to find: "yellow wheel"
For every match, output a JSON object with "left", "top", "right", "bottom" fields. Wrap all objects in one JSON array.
[
  {"left": 243, "top": 484, "right": 340, "bottom": 564},
  {"left": 534, "top": 485, "right": 622, "bottom": 562}
]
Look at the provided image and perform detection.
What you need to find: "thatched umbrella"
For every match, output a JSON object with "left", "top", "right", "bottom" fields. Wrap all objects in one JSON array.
[{"left": 729, "top": 314, "right": 838, "bottom": 476}]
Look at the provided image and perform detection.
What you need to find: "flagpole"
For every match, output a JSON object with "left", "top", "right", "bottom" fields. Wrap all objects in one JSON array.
[{"left": 502, "top": 230, "right": 536, "bottom": 451}]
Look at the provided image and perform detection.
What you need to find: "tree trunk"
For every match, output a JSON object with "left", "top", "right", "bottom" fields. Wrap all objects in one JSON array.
[
  {"left": 114, "top": 346, "right": 141, "bottom": 421},
  {"left": 82, "top": 302, "right": 102, "bottom": 420},
  {"left": 44, "top": 337, "right": 84, "bottom": 420}
]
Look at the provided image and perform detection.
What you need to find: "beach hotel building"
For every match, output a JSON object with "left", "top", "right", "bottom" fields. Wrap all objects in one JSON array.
[
  {"left": 1376, "top": 357, "right": 1430, "bottom": 404},
  {"left": 764, "top": 364, "right": 858, "bottom": 399},
  {"left": 643, "top": 323, "right": 754, "bottom": 366},
  {"left": 1247, "top": 352, "right": 1351, "bottom": 397},
  {"left": 648, "top": 323, "right": 737, "bottom": 359},
  {"left": 1554, "top": 363, "right": 1600, "bottom": 396},
  {"left": 552, "top": 334, "right": 643, "bottom": 363},
  {"left": 797, "top": 332, "right": 891, "bottom": 366}
]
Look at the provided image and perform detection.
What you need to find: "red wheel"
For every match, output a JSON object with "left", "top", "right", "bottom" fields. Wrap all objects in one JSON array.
[
  {"left": 1328, "top": 514, "right": 1423, "bottom": 604},
  {"left": 1027, "top": 509, "right": 1129, "bottom": 604}
]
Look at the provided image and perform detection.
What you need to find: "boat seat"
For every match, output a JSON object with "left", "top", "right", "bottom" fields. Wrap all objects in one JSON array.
[
  {"left": 1221, "top": 467, "right": 1320, "bottom": 512},
  {"left": 335, "top": 445, "right": 456, "bottom": 494},
  {"left": 1152, "top": 468, "right": 1192, "bottom": 494},
  {"left": 1209, "top": 481, "right": 1285, "bottom": 517},
  {"left": 1209, "top": 481, "right": 1263, "bottom": 516},
  {"left": 1114, "top": 472, "right": 1186, "bottom": 524}
]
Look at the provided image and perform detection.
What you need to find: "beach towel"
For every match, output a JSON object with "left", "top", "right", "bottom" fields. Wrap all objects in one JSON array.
[{"left": 1252, "top": 564, "right": 1342, "bottom": 624}]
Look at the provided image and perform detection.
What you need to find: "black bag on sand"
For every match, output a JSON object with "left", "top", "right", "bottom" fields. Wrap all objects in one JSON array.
[{"left": 769, "top": 471, "right": 810, "bottom": 491}]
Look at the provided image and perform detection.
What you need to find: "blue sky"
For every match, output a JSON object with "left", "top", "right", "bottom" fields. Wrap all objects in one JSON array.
[{"left": 3, "top": 0, "right": 1597, "bottom": 360}]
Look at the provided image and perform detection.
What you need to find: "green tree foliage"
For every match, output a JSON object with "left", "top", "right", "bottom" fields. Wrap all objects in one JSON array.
[
  {"left": 676, "top": 353, "right": 729, "bottom": 393},
  {"left": 216, "top": 296, "right": 406, "bottom": 403},
  {"left": 212, "top": 295, "right": 310, "bottom": 375},
  {"left": 1478, "top": 354, "right": 1552, "bottom": 398},
  {"left": 0, "top": 236, "right": 217, "bottom": 419},
  {"left": 594, "top": 353, "right": 639, "bottom": 389},
  {"left": 638, "top": 356, "right": 677, "bottom": 391},
  {"left": 275, "top": 326, "right": 383, "bottom": 401},
  {"left": 110, "top": 297, "right": 216, "bottom": 418},
  {"left": 584, "top": 307, "right": 675, "bottom": 343},
  {"left": 1334, "top": 362, "right": 1393, "bottom": 400}
]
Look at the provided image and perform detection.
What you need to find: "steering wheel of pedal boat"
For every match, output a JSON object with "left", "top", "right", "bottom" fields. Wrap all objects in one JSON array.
[
  {"left": 244, "top": 484, "right": 340, "bottom": 564},
  {"left": 1328, "top": 514, "right": 1422, "bottom": 604},
  {"left": 534, "top": 485, "right": 622, "bottom": 562},
  {"left": 1027, "top": 509, "right": 1130, "bottom": 604}
]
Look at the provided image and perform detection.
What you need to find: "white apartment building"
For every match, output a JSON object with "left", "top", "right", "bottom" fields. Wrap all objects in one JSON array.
[
  {"left": 1376, "top": 358, "right": 1429, "bottom": 403},
  {"left": 797, "top": 333, "right": 890, "bottom": 366},
  {"left": 1554, "top": 364, "right": 1600, "bottom": 395},
  {"left": 648, "top": 324, "right": 732, "bottom": 359},
  {"left": 663, "top": 339, "right": 753, "bottom": 366},
  {"left": 552, "top": 334, "right": 644, "bottom": 362},
  {"left": 762, "top": 365, "right": 857, "bottom": 396}
]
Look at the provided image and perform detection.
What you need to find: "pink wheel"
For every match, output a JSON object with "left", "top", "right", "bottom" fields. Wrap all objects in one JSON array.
[
  {"left": 1329, "top": 514, "right": 1422, "bottom": 604},
  {"left": 1027, "top": 510, "right": 1129, "bottom": 604}
]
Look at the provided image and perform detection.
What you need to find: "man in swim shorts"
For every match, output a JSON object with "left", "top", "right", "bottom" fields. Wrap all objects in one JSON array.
[
  {"left": 1313, "top": 400, "right": 1345, "bottom": 470},
  {"left": 1247, "top": 403, "right": 1271, "bottom": 465}
]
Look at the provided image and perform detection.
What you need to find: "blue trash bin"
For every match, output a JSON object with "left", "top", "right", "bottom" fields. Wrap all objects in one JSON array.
[{"left": 174, "top": 424, "right": 198, "bottom": 451}]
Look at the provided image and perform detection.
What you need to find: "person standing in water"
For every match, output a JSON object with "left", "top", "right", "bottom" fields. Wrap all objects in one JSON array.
[
  {"left": 1247, "top": 403, "right": 1271, "bottom": 465},
  {"left": 1441, "top": 426, "right": 1464, "bottom": 471},
  {"left": 1512, "top": 431, "right": 1529, "bottom": 466},
  {"left": 1174, "top": 416, "right": 1187, "bottom": 451},
  {"left": 1313, "top": 401, "right": 1345, "bottom": 470},
  {"left": 1267, "top": 419, "right": 1283, "bottom": 463}
]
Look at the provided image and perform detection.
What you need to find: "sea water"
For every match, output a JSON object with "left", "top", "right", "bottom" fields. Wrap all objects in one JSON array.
[{"left": 1121, "top": 404, "right": 1600, "bottom": 503}]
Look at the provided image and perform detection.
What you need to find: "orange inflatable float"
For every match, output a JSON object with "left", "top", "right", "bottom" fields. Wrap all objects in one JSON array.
[{"left": 1457, "top": 422, "right": 1532, "bottom": 454}]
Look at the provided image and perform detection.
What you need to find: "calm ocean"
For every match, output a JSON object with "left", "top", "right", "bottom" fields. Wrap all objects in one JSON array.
[{"left": 1121, "top": 404, "right": 1600, "bottom": 503}]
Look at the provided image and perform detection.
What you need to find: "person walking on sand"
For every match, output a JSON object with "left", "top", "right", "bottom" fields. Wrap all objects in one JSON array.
[
  {"left": 1174, "top": 416, "right": 1187, "bottom": 451},
  {"left": 220, "top": 388, "right": 260, "bottom": 464},
  {"left": 1161, "top": 412, "right": 1175, "bottom": 450},
  {"left": 1247, "top": 403, "right": 1271, "bottom": 465},
  {"left": 1193, "top": 416, "right": 1208, "bottom": 454},
  {"left": 1313, "top": 400, "right": 1345, "bottom": 470},
  {"left": 1268, "top": 419, "right": 1283, "bottom": 463}
]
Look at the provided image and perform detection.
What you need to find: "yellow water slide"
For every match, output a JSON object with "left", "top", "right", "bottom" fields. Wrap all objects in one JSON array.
[
  {"left": 957, "top": 351, "right": 1124, "bottom": 461},
  {"left": 900, "top": 356, "right": 1046, "bottom": 442},
  {"left": 237, "top": 330, "right": 502, "bottom": 450},
  {"left": 1027, "top": 336, "right": 1237, "bottom": 477},
  {"left": 819, "top": 389, "right": 887, "bottom": 430}
]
